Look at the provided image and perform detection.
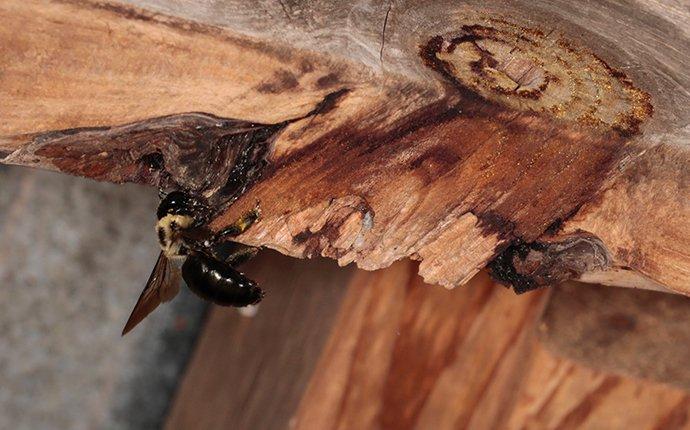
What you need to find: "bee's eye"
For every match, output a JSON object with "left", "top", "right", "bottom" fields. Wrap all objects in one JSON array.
[{"left": 170, "top": 221, "right": 179, "bottom": 230}]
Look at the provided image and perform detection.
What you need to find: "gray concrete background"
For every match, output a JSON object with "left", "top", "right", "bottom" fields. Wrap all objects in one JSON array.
[{"left": 0, "top": 165, "right": 205, "bottom": 429}]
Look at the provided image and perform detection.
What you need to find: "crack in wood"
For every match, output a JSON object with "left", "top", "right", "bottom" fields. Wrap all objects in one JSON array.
[{"left": 379, "top": 1, "right": 393, "bottom": 65}]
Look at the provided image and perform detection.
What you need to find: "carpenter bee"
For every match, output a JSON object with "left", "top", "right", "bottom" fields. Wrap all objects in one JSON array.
[{"left": 121, "top": 191, "right": 264, "bottom": 335}]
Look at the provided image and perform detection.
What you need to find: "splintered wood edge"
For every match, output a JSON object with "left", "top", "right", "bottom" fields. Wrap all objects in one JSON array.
[{"left": 0, "top": 0, "right": 688, "bottom": 295}]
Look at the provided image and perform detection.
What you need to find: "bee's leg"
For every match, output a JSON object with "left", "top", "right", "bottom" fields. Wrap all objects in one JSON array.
[
  {"left": 211, "top": 204, "right": 261, "bottom": 243},
  {"left": 225, "top": 245, "right": 259, "bottom": 267}
]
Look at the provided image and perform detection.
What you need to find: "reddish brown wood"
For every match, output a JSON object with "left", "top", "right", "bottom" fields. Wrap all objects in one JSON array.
[
  {"left": 165, "top": 251, "right": 353, "bottom": 430},
  {"left": 293, "top": 264, "right": 690, "bottom": 430},
  {"left": 0, "top": 0, "right": 687, "bottom": 294},
  {"left": 166, "top": 259, "right": 690, "bottom": 429}
]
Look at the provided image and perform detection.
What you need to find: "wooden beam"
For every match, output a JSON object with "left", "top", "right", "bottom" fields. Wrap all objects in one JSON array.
[{"left": 1, "top": 0, "right": 687, "bottom": 294}]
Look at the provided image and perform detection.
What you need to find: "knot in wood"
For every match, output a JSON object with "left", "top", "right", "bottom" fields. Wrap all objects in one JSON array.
[{"left": 423, "top": 18, "right": 653, "bottom": 135}]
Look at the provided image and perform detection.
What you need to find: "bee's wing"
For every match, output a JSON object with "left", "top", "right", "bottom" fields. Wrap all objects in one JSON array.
[{"left": 121, "top": 252, "right": 181, "bottom": 336}]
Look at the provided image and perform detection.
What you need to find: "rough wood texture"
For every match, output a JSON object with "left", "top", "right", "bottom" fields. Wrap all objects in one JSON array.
[
  {"left": 0, "top": 0, "right": 687, "bottom": 293},
  {"left": 167, "top": 258, "right": 690, "bottom": 429}
]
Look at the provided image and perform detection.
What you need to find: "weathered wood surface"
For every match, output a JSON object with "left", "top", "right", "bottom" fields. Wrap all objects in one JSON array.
[
  {"left": 167, "top": 256, "right": 690, "bottom": 430},
  {"left": 0, "top": 0, "right": 687, "bottom": 294},
  {"left": 540, "top": 282, "right": 690, "bottom": 392}
]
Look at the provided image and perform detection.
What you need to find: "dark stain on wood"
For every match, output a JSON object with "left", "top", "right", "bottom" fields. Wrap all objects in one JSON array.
[
  {"left": 256, "top": 69, "right": 300, "bottom": 93},
  {"left": 653, "top": 397, "right": 690, "bottom": 430},
  {"left": 315, "top": 72, "right": 341, "bottom": 89},
  {"left": 214, "top": 124, "right": 286, "bottom": 206},
  {"left": 18, "top": 113, "right": 286, "bottom": 206},
  {"left": 541, "top": 282, "right": 690, "bottom": 391},
  {"left": 443, "top": 28, "right": 549, "bottom": 102},
  {"left": 1, "top": 9, "right": 659, "bottom": 292},
  {"left": 544, "top": 218, "right": 565, "bottom": 235},
  {"left": 6, "top": 88, "right": 349, "bottom": 210},
  {"left": 6, "top": 54, "right": 634, "bottom": 295},
  {"left": 420, "top": 35, "right": 485, "bottom": 105},
  {"left": 252, "top": 85, "right": 628, "bottom": 256},
  {"left": 476, "top": 210, "right": 517, "bottom": 241},
  {"left": 305, "top": 88, "right": 351, "bottom": 118},
  {"left": 140, "top": 151, "right": 165, "bottom": 171},
  {"left": 488, "top": 233, "right": 610, "bottom": 293}
]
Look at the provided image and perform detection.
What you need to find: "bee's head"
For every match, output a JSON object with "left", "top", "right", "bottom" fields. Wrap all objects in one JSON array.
[{"left": 155, "top": 191, "right": 207, "bottom": 257}]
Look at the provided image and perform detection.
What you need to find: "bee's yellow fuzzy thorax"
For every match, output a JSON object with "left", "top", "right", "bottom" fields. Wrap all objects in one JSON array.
[{"left": 156, "top": 214, "right": 194, "bottom": 257}]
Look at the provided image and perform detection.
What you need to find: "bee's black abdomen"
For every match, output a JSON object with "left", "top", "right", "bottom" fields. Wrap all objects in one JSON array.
[{"left": 181, "top": 253, "right": 264, "bottom": 307}]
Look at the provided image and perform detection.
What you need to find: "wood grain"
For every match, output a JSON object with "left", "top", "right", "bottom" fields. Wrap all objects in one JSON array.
[
  {"left": 293, "top": 263, "right": 546, "bottom": 429},
  {"left": 165, "top": 251, "right": 354, "bottom": 430},
  {"left": 166, "top": 257, "right": 690, "bottom": 429},
  {"left": 503, "top": 344, "right": 690, "bottom": 430},
  {"left": 293, "top": 263, "right": 690, "bottom": 430},
  {"left": 0, "top": 0, "right": 345, "bottom": 135},
  {"left": 0, "top": 0, "right": 688, "bottom": 295},
  {"left": 565, "top": 142, "right": 690, "bottom": 294}
]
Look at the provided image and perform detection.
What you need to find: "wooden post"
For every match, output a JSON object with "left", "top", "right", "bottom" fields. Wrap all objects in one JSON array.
[{"left": 166, "top": 254, "right": 690, "bottom": 429}]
